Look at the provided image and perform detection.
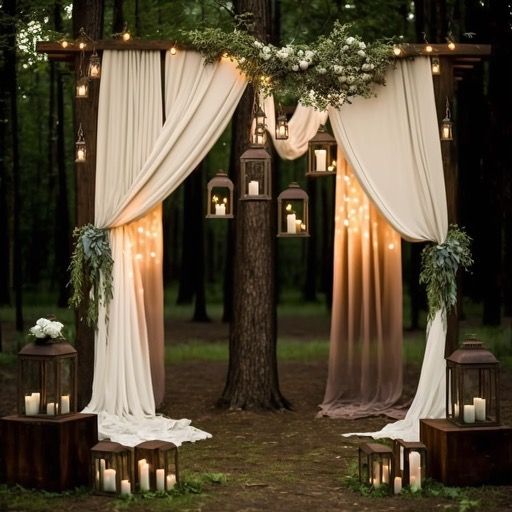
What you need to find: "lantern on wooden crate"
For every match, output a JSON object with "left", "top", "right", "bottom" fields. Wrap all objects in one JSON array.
[
  {"left": 91, "top": 441, "right": 133, "bottom": 495},
  {"left": 18, "top": 339, "right": 77, "bottom": 418},
  {"left": 358, "top": 442, "right": 393, "bottom": 489},
  {"left": 392, "top": 439, "right": 427, "bottom": 490},
  {"left": 446, "top": 339, "right": 500, "bottom": 427},
  {"left": 206, "top": 171, "right": 234, "bottom": 218},
  {"left": 134, "top": 440, "right": 179, "bottom": 492},
  {"left": 277, "top": 183, "right": 309, "bottom": 237},
  {"left": 240, "top": 145, "right": 272, "bottom": 201},
  {"left": 307, "top": 125, "right": 337, "bottom": 176}
]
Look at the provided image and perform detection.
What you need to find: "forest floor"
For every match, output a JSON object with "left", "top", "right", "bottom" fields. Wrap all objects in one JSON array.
[{"left": 1, "top": 305, "right": 512, "bottom": 511}]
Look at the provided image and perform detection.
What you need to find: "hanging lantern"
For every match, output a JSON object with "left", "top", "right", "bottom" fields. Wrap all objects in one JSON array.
[
  {"left": 358, "top": 442, "right": 393, "bottom": 490},
  {"left": 87, "top": 50, "right": 101, "bottom": 79},
  {"left": 251, "top": 105, "right": 267, "bottom": 146},
  {"left": 431, "top": 57, "right": 441, "bottom": 76},
  {"left": 392, "top": 439, "right": 428, "bottom": 490},
  {"left": 446, "top": 339, "right": 501, "bottom": 427},
  {"left": 440, "top": 97, "right": 454, "bottom": 141},
  {"left": 277, "top": 183, "right": 309, "bottom": 237},
  {"left": 307, "top": 125, "right": 337, "bottom": 176},
  {"left": 17, "top": 337, "right": 77, "bottom": 418},
  {"left": 75, "top": 124, "right": 87, "bottom": 163},
  {"left": 91, "top": 441, "right": 133, "bottom": 495},
  {"left": 76, "top": 75, "right": 89, "bottom": 98},
  {"left": 206, "top": 171, "right": 234, "bottom": 218},
  {"left": 275, "top": 112, "right": 289, "bottom": 140},
  {"left": 240, "top": 145, "right": 272, "bottom": 201},
  {"left": 134, "top": 440, "right": 180, "bottom": 492},
  {"left": 447, "top": 35, "right": 456, "bottom": 50}
]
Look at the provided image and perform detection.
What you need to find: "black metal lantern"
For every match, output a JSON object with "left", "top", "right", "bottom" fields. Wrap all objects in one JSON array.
[
  {"left": 275, "top": 112, "right": 289, "bottom": 140},
  {"left": 206, "top": 171, "right": 234, "bottom": 218},
  {"left": 358, "top": 443, "right": 393, "bottom": 489},
  {"left": 240, "top": 145, "right": 272, "bottom": 201},
  {"left": 75, "top": 124, "right": 87, "bottom": 163},
  {"left": 76, "top": 75, "right": 89, "bottom": 98},
  {"left": 392, "top": 439, "right": 427, "bottom": 490},
  {"left": 251, "top": 105, "right": 267, "bottom": 146},
  {"left": 18, "top": 340, "right": 77, "bottom": 418},
  {"left": 440, "top": 97, "right": 454, "bottom": 141},
  {"left": 307, "top": 125, "right": 337, "bottom": 176},
  {"left": 277, "top": 183, "right": 309, "bottom": 237},
  {"left": 134, "top": 440, "right": 180, "bottom": 492},
  {"left": 88, "top": 50, "right": 101, "bottom": 79},
  {"left": 91, "top": 441, "right": 133, "bottom": 495},
  {"left": 446, "top": 339, "right": 500, "bottom": 427}
]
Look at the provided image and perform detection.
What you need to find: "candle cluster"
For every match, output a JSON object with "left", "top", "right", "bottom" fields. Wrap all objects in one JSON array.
[
  {"left": 24, "top": 393, "right": 70, "bottom": 416},
  {"left": 454, "top": 397, "right": 486, "bottom": 423},
  {"left": 313, "top": 149, "right": 336, "bottom": 172},
  {"left": 212, "top": 195, "right": 229, "bottom": 216},
  {"left": 138, "top": 458, "right": 176, "bottom": 492},
  {"left": 285, "top": 204, "right": 306, "bottom": 234}
]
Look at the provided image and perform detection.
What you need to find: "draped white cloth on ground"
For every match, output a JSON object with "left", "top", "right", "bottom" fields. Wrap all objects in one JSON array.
[
  {"left": 83, "top": 50, "right": 246, "bottom": 446},
  {"left": 328, "top": 57, "right": 448, "bottom": 440}
]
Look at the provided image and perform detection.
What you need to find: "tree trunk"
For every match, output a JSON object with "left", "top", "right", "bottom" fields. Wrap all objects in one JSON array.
[
  {"left": 220, "top": 0, "right": 288, "bottom": 410},
  {"left": 112, "top": 0, "right": 124, "bottom": 34},
  {"left": 303, "top": 178, "right": 317, "bottom": 302},
  {"left": 73, "top": 0, "right": 104, "bottom": 409}
]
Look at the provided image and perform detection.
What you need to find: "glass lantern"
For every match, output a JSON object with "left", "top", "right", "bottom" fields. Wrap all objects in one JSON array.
[
  {"left": 251, "top": 105, "right": 267, "bottom": 146},
  {"left": 440, "top": 98, "right": 454, "bottom": 141},
  {"left": 134, "top": 440, "right": 180, "bottom": 492},
  {"left": 392, "top": 439, "right": 427, "bottom": 489},
  {"left": 87, "top": 50, "right": 101, "bottom": 79},
  {"left": 307, "top": 125, "right": 337, "bottom": 176},
  {"left": 75, "top": 76, "right": 89, "bottom": 99},
  {"left": 206, "top": 171, "right": 234, "bottom": 218},
  {"left": 91, "top": 441, "right": 133, "bottom": 495},
  {"left": 275, "top": 112, "right": 289, "bottom": 140},
  {"left": 75, "top": 124, "right": 87, "bottom": 163},
  {"left": 240, "top": 145, "right": 272, "bottom": 201},
  {"left": 446, "top": 339, "right": 500, "bottom": 427},
  {"left": 431, "top": 57, "right": 441, "bottom": 76},
  {"left": 18, "top": 340, "right": 77, "bottom": 418},
  {"left": 277, "top": 182, "right": 309, "bottom": 237},
  {"left": 358, "top": 442, "right": 393, "bottom": 489}
]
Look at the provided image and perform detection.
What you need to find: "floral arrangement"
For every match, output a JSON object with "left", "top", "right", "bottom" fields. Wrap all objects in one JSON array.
[
  {"left": 69, "top": 224, "right": 114, "bottom": 328},
  {"left": 419, "top": 225, "right": 473, "bottom": 322},
  {"left": 182, "top": 21, "right": 391, "bottom": 110},
  {"left": 29, "top": 317, "right": 64, "bottom": 340}
]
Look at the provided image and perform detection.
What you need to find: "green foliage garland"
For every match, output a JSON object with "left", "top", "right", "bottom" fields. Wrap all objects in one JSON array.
[
  {"left": 419, "top": 225, "right": 473, "bottom": 322},
  {"left": 182, "top": 21, "right": 392, "bottom": 110},
  {"left": 69, "top": 224, "right": 114, "bottom": 328}
]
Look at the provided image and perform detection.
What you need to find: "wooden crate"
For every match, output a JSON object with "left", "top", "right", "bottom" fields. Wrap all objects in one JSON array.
[
  {"left": 0, "top": 413, "right": 98, "bottom": 491},
  {"left": 420, "top": 418, "right": 512, "bottom": 486}
]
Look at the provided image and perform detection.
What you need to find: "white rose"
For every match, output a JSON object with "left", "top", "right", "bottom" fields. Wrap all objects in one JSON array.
[
  {"left": 346, "top": 37, "right": 355, "bottom": 45},
  {"left": 239, "top": 57, "right": 246, "bottom": 63},
  {"left": 370, "top": 64, "right": 375, "bottom": 70},
  {"left": 36, "top": 318, "right": 51, "bottom": 328},
  {"left": 305, "top": 50, "right": 314, "bottom": 59},
  {"left": 262, "top": 53, "right": 271, "bottom": 61},
  {"left": 333, "top": 65, "right": 343, "bottom": 74},
  {"left": 30, "top": 325, "right": 46, "bottom": 338},
  {"left": 338, "top": 76, "right": 347, "bottom": 83},
  {"left": 361, "top": 63, "right": 370, "bottom": 71},
  {"left": 263, "top": 46, "right": 271, "bottom": 54},
  {"left": 342, "top": 45, "right": 349, "bottom": 51},
  {"left": 292, "top": 64, "right": 299, "bottom": 71},
  {"left": 297, "top": 50, "right": 304, "bottom": 57},
  {"left": 362, "top": 73, "right": 372, "bottom": 81},
  {"left": 346, "top": 76, "right": 355, "bottom": 84},
  {"left": 316, "top": 67, "right": 327, "bottom": 74},
  {"left": 349, "top": 85, "right": 357, "bottom": 92},
  {"left": 44, "top": 321, "right": 63, "bottom": 338},
  {"left": 359, "top": 42, "right": 366, "bottom": 49},
  {"left": 299, "top": 60, "right": 309, "bottom": 70},
  {"left": 253, "top": 41, "right": 263, "bottom": 48},
  {"left": 357, "top": 50, "right": 366, "bottom": 58}
]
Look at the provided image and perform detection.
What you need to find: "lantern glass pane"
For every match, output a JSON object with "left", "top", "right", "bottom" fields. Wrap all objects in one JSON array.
[
  {"left": 281, "top": 199, "right": 307, "bottom": 235},
  {"left": 209, "top": 186, "right": 231, "bottom": 216}
]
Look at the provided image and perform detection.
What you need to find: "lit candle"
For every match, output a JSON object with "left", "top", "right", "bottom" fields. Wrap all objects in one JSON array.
[
  {"left": 89, "top": 65, "right": 99, "bottom": 78},
  {"left": 166, "top": 473, "right": 176, "bottom": 490},
  {"left": 31, "top": 392, "right": 40, "bottom": 414},
  {"left": 442, "top": 126, "right": 451, "bottom": 139},
  {"left": 464, "top": 404, "right": 476, "bottom": 423},
  {"left": 454, "top": 402, "right": 459, "bottom": 417},
  {"left": 46, "top": 402, "right": 56, "bottom": 415},
  {"left": 300, "top": 223, "right": 306, "bottom": 231},
  {"left": 295, "top": 219, "right": 302, "bottom": 233},
  {"left": 61, "top": 395, "right": 70, "bottom": 414},
  {"left": 314, "top": 149, "right": 327, "bottom": 171},
  {"left": 393, "top": 476, "right": 402, "bottom": 494},
  {"left": 120, "top": 479, "right": 131, "bottom": 496},
  {"left": 103, "top": 468, "right": 117, "bottom": 492},
  {"left": 286, "top": 213, "right": 296, "bottom": 234},
  {"left": 382, "top": 463, "right": 389, "bottom": 484},
  {"left": 372, "top": 461, "right": 381, "bottom": 488},
  {"left": 77, "top": 84, "right": 87, "bottom": 97},
  {"left": 278, "top": 125, "right": 286, "bottom": 137},
  {"left": 399, "top": 446, "right": 404, "bottom": 470},
  {"left": 77, "top": 149, "right": 85, "bottom": 161},
  {"left": 156, "top": 469, "right": 165, "bottom": 491},
  {"left": 215, "top": 204, "right": 226, "bottom": 216},
  {"left": 248, "top": 180, "right": 259, "bottom": 195},
  {"left": 25, "top": 395, "right": 34, "bottom": 415},
  {"left": 138, "top": 459, "right": 150, "bottom": 491},
  {"left": 474, "top": 397, "right": 486, "bottom": 421}
]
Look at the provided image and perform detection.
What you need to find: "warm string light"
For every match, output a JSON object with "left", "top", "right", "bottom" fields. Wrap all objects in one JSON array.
[
  {"left": 422, "top": 33, "right": 433, "bottom": 53},
  {"left": 446, "top": 33, "right": 456, "bottom": 50},
  {"left": 170, "top": 46, "right": 177, "bottom": 55}
]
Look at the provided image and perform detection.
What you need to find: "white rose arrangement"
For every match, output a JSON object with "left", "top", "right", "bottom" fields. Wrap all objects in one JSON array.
[{"left": 29, "top": 318, "right": 64, "bottom": 340}]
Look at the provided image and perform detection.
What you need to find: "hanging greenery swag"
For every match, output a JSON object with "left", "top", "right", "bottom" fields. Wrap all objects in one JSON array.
[
  {"left": 182, "top": 21, "right": 392, "bottom": 110},
  {"left": 419, "top": 225, "right": 473, "bottom": 323},
  {"left": 69, "top": 224, "right": 113, "bottom": 328}
]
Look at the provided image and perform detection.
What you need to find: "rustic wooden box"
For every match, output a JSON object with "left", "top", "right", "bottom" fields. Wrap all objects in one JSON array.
[
  {"left": 420, "top": 418, "right": 512, "bottom": 486},
  {"left": 0, "top": 413, "right": 98, "bottom": 491}
]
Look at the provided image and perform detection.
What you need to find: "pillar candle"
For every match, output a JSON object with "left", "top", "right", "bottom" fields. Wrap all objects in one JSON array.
[
  {"left": 442, "top": 126, "right": 451, "bottom": 139},
  {"left": 103, "top": 469, "right": 116, "bottom": 492},
  {"left": 399, "top": 446, "right": 404, "bottom": 470},
  {"left": 120, "top": 479, "right": 131, "bottom": 496},
  {"left": 314, "top": 149, "right": 327, "bottom": 171},
  {"left": 46, "top": 402, "right": 56, "bottom": 415},
  {"left": 77, "top": 84, "right": 87, "bottom": 97},
  {"left": 77, "top": 149, "right": 85, "bottom": 161},
  {"left": 138, "top": 460, "right": 150, "bottom": 491},
  {"left": 409, "top": 451, "right": 421, "bottom": 489},
  {"left": 215, "top": 204, "right": 226, "bottom": 216},
  {"left": 372, "top": 461, "right": 381, "bottom": 488},
  {"left": 295, "top": 220, "right": 302, "bottom": 234},
  {"left": 382, "top": 463, "right": 390, "bottom": 484},
  {"left": 278, "top": 125, "right": 286, "bottom": 137},
  {"left": 463, "top": 404, "right": 475, "bottom": 423},
  {"left": 474, "top": 397, "right": 486, "bottom": 421},
  {"left": 454, "top": 402, "right": 459, "bottom": 417},
  {"left": 31, "top": 392, "right": 40, "bottom": 414},
  {"left": 248, "top": 180, "right": 259, "bottom": 195},
  {"left": 156, "top": 469, "right": 165, "bottom": 491},
  {"left": 166, "top": 473, "right": 176, "bottom": 490},
  {"left": 393, "top": 476, "right": 402, "bottom": 495},
  {"left": 61, "top": 395, "right": 70, "bottom": 414},
  {"left": 286, "top": 213, "right": 296, "bottom": 234},
  {"left": 24, "top": 396, "right": 34, "bottom": 415}
]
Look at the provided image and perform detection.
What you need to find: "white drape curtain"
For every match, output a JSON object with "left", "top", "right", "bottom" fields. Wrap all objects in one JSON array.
[
  {"left": 85, "top": 50, "right": 246, "bottom": 446},
  {"left": 329, "top": 57, "right": 449, "bottom": 440}
]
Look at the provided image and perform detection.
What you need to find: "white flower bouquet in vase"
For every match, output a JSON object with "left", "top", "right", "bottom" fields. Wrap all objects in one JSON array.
[{"left": 29, "top": 317, "right": 65, "bottom": 344}]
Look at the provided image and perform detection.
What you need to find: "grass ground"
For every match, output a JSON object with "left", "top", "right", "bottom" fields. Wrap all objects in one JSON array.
[{"left": 1, "top": 293, "right": 512, "bottom": 511}]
